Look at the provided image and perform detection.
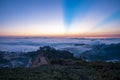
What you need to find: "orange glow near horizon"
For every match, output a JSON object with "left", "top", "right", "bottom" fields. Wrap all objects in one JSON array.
[
  {"left": 0, "top": 32, "right": 120, "bottom": 38},
  {"left": 0, "top": 0, "right": 120, "bottom": 38}
]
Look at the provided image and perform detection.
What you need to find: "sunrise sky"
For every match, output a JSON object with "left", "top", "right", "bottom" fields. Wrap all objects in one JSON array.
[{"left": 0, "top": 0, "right": 120, "bottom": 37}]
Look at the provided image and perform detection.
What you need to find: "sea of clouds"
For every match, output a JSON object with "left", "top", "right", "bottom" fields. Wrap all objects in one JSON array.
[{"left": 0, "top": 37, "right": 120, "bottom": 56}]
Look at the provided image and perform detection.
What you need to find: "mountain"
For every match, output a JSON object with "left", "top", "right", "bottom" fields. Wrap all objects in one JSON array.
[
  {"left": 0, "top": 46, "right": 74, "bottom": 68},
  {"left": 0, "top": 43, "right": 120, "bottom": 68},
  {"left": 80, "top": 43, "right": 120, "bottom": 61},
  {"left": 0, "top": 46, "right": 120, "bottom": 80}
]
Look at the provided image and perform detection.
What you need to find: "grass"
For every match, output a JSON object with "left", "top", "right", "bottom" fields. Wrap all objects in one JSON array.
[
  {"left": 0, "top": 62, "right": 120, "bottom": 80},
  {"left": 0, "top": 46, "right": 120, "bottom": 80}
]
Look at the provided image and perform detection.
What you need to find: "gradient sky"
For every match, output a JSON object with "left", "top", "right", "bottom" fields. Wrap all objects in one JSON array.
[{"left": 0, "top": 0, "right": 120, "bottom": 37}]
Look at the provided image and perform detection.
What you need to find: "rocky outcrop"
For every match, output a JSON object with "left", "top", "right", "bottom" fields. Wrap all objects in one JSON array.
[{"left": 32, "top": 53, "right": 49, "bottom": 67}]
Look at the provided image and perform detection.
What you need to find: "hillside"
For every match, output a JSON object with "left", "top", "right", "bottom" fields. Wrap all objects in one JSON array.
[
  {"left": 0, "top": 46, "right": 74, "bottom": 68},
  {"left": 0, "top": 62, "right": 120, "bottom": 80},
  {"left": 0, "top": 46, "right": 120, "bottom": 80},
  {"left": 80, "top": 43, "right": 120, "bottom": 61}
]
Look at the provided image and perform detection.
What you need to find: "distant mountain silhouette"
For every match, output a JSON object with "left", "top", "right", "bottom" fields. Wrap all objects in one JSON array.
[{"left": 80, "top": 43, "right": 120, "bottom": 61}]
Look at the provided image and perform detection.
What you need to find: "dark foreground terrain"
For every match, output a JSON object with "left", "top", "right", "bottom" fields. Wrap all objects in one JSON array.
[
  {"left": 0, "top": 61, "right": 120, "bottom": 80},
  {"left": 0, "top": 46, "right": 120, "bottom": 80}
]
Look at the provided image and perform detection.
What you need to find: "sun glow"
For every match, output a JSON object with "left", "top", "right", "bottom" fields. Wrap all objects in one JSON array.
[{"left": 0, "top": 0, "right": 120, "bottom": 38}]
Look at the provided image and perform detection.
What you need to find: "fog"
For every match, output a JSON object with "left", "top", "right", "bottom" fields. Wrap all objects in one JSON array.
[{"left": 0, "top": 37, "right": 120, "bottom": 55}]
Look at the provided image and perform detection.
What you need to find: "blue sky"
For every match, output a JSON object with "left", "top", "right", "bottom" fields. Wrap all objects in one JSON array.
[{"left": 0, "top": 0, "right": 120, "bottom": 37}]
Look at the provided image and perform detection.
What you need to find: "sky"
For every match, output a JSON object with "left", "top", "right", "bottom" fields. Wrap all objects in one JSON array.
[{"left": 0, "top": 0, "right": 120, "bottom": 37}]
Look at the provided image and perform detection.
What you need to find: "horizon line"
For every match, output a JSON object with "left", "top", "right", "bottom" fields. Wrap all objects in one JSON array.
[{"left": 0, "top": 34, "right": 120, "bottom": 38}]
